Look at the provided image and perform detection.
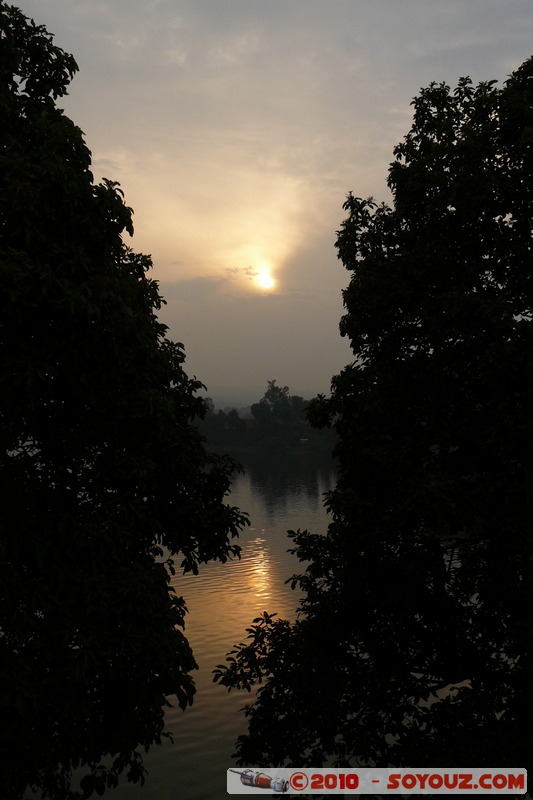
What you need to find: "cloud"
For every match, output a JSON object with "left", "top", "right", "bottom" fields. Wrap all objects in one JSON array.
[{"left": 159, "top": 276, "right": 225, "bottom": 301}]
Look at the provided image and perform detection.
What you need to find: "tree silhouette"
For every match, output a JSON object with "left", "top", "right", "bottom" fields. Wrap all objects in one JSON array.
[
  {"left": 216, "top": 59, "right": 533, "bottom": 775},
  {"left": 0, "top": 5, "right": 248, "bottom": 797},
  {"left": 249, "top": 380, "right": 309, "bottom": 446}
]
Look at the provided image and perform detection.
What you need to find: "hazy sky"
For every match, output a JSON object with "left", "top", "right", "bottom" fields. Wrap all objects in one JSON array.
[{"left": 19, "top": 0, "right": 533, "bottom": 404}]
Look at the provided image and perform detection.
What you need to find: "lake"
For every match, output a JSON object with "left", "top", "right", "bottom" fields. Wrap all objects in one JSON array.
[{"left": 101, "top": 450, "right": 336, "bottom": 799}]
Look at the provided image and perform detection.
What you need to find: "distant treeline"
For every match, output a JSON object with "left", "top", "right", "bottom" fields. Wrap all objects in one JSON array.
[{"left": 198, "top": 380, "right": 335, "bottom": 452}]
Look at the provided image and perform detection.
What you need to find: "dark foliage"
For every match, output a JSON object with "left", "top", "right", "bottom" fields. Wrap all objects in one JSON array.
[
  {"left": 251, "top": 380, "right": 307, "bottom": 427},
  {"left": 199, "top": 406, "right": 249, "bottom": 448},
  {"left": 216, "top": 59, "right": 533, "bottom": 775},
  {"left": 198, "top": 381, "right": 334, "bottom": 453},
  {"left": 0, "top": 5, "right": 248, "bottom": 797}
]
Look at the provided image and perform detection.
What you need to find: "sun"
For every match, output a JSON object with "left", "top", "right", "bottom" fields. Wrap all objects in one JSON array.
[{"left": 255, "top": 263, "right": 276, "bottom": 291}]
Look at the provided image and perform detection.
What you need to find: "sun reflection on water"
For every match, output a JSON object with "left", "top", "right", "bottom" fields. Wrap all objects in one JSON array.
[{"left": 247, "top": 536, "right": 272, "bottom": 600}]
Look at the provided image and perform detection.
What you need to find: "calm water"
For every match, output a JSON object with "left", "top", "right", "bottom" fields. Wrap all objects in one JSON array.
[{"left": 101, "top": 451, "right": 336, "bottom": 799}]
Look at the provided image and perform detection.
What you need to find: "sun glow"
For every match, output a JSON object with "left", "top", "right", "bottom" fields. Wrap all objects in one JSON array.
[{"left": 254, "top": 262, "right": 276, "bottom": 291}]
